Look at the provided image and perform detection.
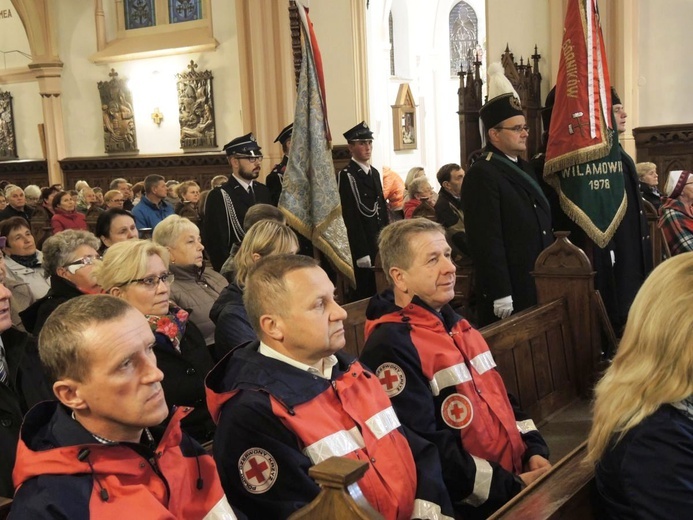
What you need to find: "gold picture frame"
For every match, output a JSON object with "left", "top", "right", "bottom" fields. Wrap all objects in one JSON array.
[{"left": 392, "top": 83, "right": 417, "bottom": 151}]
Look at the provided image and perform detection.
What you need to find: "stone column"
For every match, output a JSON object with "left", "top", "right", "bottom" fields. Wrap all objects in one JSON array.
[{"left": 30, "top": 62, "right": 66, "bottom": 185}]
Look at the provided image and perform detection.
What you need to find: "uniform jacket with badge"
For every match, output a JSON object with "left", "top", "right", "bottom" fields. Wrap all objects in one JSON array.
[
  {"left": 338, "top": 160, "right": 389, "bottom": 262},
  {"left": 461, "top": 144, "right": 553, "bottom": 325},
  {"left": 205, "top": 342, "right": 455, "bottom": 520},
  {"left": 266, "top": 155, "right": 288, "bottom": 206},
  {"left": 361, "top": 290, "right": 549, "bottom": 518},
  {"left": 202, "top": 176, "right": 272, "bottom": 271},
  {"left": 11, "top": 401, "right": 241, "bottom": 519},
  {"left": 0, "top": 327, "right": 52, "bottom": 497}
]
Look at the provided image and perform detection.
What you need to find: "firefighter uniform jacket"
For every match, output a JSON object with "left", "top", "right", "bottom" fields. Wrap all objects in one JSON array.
[
  {"left": 361, "top": 291, "right": 550, "bottom": 518},
  {"left": 205, "top": 341, "right": 454, "bottom": 520}
]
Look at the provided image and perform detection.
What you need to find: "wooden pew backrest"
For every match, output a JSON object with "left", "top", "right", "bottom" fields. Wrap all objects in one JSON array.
[
  {"left": 0, "top": 496, "right": 11, "bottom": 520},
  {"left": 342, "top": 298, "right": 370, "bottom": 358},
  {"left": 489, "top": 441, "right": 595, "bottom": 520},
  {"left": 480, "top": 299, "right": 576, "bottom": 425}
]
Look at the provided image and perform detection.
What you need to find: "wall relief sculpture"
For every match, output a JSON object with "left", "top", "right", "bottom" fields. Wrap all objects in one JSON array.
[
  {"left": 0, "top": 90, "right": 18, "bottom": 161},
  {"left": 98, "top": 69, "right": 138, "bottom": 154},
  {"left": 177, "top": 60, "right": 217, "bottom": 151}
]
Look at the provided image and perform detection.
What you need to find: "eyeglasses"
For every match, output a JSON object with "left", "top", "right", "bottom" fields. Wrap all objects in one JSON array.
[
  {"left": 111, "top": 199, "right": 125, "bottom": 203},
  {"left": 65, "top": 255, "right": 101, "bottom": 274},
  {"left": 237, "top": 156, "right": 264, "bottom": 163},
  {"left": 117, "top": 272, "right": 174, "bottom": 289},
  {"left": 496, "top": 125, "right": 530, "bottom": 134}
]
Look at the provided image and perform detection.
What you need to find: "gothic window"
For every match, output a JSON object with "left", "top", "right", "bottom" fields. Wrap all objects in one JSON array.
[
  {"left": 125, "top": 0, "right": 156, "bottom": 30},
  {"left": 389, "top": 11, "right": 395, "bottom": 76},
  {"left": 449, "top": 1, "right": 478, "bottom": 75},
  {"left": 169, "top": 0, "right": 202, "bottom": 24}
]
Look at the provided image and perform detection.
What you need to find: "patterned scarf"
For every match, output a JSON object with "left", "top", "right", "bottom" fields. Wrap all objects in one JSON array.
[
  {"left": 671, "top": 395, "right": 693, "bottom": 422},
  {"left": 146, "top": 305, "right": 189, "bottom": 352},
  {"left": 10, "top": 252, "right": 41, "bottom": 268}
]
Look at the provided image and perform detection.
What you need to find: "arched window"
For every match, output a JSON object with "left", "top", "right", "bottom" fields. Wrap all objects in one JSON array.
[
  {"left": 449, "top": 1, "right": 478, "bottom": 75},
  {"left": 389, "top": 11, "right": 395, "bottom": 76}
]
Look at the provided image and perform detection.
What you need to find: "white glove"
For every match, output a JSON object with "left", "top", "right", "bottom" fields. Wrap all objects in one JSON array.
[
  {"left": 356, "top": 255, "right": 372, "bottom": 268},
  {"left": 493, "top": 295, "right": 514, "bottom": 319}
]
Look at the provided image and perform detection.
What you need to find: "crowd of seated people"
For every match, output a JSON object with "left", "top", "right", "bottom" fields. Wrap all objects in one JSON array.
[{"left": 0, "top": 160, "right": 690, "bottom": 520}]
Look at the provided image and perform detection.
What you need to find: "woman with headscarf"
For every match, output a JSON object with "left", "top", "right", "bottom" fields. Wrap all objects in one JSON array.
[
  {"left": 0, "top": 217, "right": 49, "bottom": 300},
  {"left": 658, "top": 170, "right": 693, "bottom": 255}
]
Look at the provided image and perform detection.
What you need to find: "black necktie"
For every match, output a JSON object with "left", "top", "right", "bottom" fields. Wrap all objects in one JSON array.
[{"left": 248, "top": 184, "right": 255, "bottom": 202}]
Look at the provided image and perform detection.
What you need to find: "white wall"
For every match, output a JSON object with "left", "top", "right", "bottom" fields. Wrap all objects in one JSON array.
[
  {"left": 56, "top": 0, "right": 242, "bottom": 157},
  {"left": 0, "top": 0, "right": 30, "bottom": 69},
  {"left": 637, "top": 0, "right": 693, "bottom": 126}
]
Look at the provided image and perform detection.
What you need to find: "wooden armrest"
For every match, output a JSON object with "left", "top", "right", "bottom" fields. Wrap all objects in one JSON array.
[{"left": 0, "top": 496, "right": 12, "bottom": 520}]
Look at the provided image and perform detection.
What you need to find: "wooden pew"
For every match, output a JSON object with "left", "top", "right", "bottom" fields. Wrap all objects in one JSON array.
[
  {"left": 642, "top": 198, "right": 670, "bottom": 267},
  {"left": 0, "top": 496, "right": 11, "bottom": 520},
  {"left": 488, "top": 441, "right": 595, "bottom": 520},
  {"left": 480, "top": 299, "right": 576, "bottom": 425}
]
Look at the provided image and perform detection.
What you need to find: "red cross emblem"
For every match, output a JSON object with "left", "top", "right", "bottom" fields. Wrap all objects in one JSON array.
[
  {"left": 441, "top": 393, "right": 473, "bottom": 429},
  {"left": 239, "top": 448, "right": 278, "bottom": 494},
  {"left": 376, "top": 363, "right": 406, "bottom": 397}
]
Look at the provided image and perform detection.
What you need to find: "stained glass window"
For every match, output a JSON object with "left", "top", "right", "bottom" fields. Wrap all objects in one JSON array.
[
  {"left": 124, "top": 0, "right": 156, "bottom": 30},
  {"left": 169, "top": 0, "right": 202, "bottom": 24},
  {"left": 449, "top": 1, "right": 478, "bottom": 75},
  {"left": 389, "top": 11, "right": 395, "bottom": 76}
]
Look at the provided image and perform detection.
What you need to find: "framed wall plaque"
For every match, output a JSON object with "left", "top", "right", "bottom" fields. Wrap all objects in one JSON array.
[
  {"left": 392, "top": 83, "right": 417, "bottom": 151},
  {"left": 0, "top": 90, "right": 18, "bottom": 161}
]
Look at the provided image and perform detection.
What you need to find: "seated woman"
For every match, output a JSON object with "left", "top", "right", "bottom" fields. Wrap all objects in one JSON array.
[
  {"left": 403, "top": 176, "right": 436, "bottom": 219},
  {"left": 76, "top": 186, "right": 103, "bottom": 216},
  {"left": 94, "top": 239, "right": 216, "bottom": 443},
  {"left": 586, "top": 252, "right": 693, "bottom": 519},
  {"left": 0, "top": 238, "right": 34, "bottom": 331},
  {"left": 94, "top": 208, "right": 138, "bottom": 254},
  {"left": 20, "top": 230, "right": 101, "bottom": 335},
  {"left": 658, "top": 170, "right": 693, "bottom": 255},
  {"left": 51, "top": 191, "right": 87, "bottom": 233},
  {"left": 636, "top": 161, "right": 662, "bottom": 209},
  {"left": 103, "top": 189, "right": 125, "bottom": 210},
  {"left": 174, "top": 181, "right": 201, "bottom": 222},
  {"left": 0, "top": 217, "right": 50, "bottom": 300},
  {"left": 210, "top": 220, "right": 298, "bottom": 360},
  {"left": 153, "top": 214, "right": 227, "bottom": 347}
]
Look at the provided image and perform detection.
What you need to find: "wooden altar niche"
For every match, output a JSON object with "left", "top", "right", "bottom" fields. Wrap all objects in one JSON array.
[
  {"left": 633, "top": 124, "right": 693, "bottom": 193},
  {"left": 458, "top": 45, "right": 543, "bottom": 166}
]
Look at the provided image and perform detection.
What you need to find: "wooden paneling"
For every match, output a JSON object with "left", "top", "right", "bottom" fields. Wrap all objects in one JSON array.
[
  {"left": 634, "top": 124, "right": 693, "bottom": 192},
  {"left": 0, "top": 159, "right": 49, "bottom": 187}
]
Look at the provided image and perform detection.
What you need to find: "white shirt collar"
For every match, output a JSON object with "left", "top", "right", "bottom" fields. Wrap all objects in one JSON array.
[
  {"left": 258, "top": 341, "right": 337, "bottom": 379},
  {"left": 232, "top": 174, "right": 253, "bottom": 191},
  {"left": 353, "top": 159, "right": 371, "bottom": 174}
]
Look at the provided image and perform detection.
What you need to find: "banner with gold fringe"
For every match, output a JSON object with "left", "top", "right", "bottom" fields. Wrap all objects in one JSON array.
[
  {"left": 543, "top": 0, "right": 626, "bottom": 248},
  {"left": 278, "top": 1, "right": 355, "bottom": 285}
]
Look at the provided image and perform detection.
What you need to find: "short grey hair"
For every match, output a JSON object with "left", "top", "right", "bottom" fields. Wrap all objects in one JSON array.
[
  {"left": 152, "top": 214, "right": 198, "bottom": 248},
  {"left": 378, "top": 219, "right": 446, "bottom": 285},
  {"left": 24, "top": 185, "right": 41, "bottom": 200},
  {"left": 408, "top": 176, "right": 431, "bottom": 198},
  {"left": 110, "top": 178, "right": 128, "bottom": 190},
  {"left": 4, "top": 185, "right": 23, "bottom": 198},
  {"left": 42, "top": 230, "right": 101, "bottom": 276}
]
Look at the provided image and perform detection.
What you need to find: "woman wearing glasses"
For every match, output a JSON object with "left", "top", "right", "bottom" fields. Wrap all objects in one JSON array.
[
  {"left": 94, "top": 239, "right": 216, "bottom": 443},
  {"left": 20, "top": 230, "right": 101, "bottom": 335}
]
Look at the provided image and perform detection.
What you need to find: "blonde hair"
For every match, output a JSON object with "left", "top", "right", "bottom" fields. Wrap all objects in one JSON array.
[
  {"left": 586, "top": 253, "right": 693, "bottom": 464},
  {"left": 404, "top": 167, "right": 425, "bottom": 190},
  {"left": 152, "top": 214, "right": 198, "bottom": 249},
  {"left": 177, "top": 180, "right": 200, "bottom": 201},
  {"left": 94, "top": 239, "right": 169, "bottom": 291},
  {"left": 103, "top": 189, "right": 122, "bottom": 204},
  {"left": 233, "top": 220, "right": 299, "bottom": 287},
  {"left": 635, "top": 162, "right": 656, "bottom": 180}
]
